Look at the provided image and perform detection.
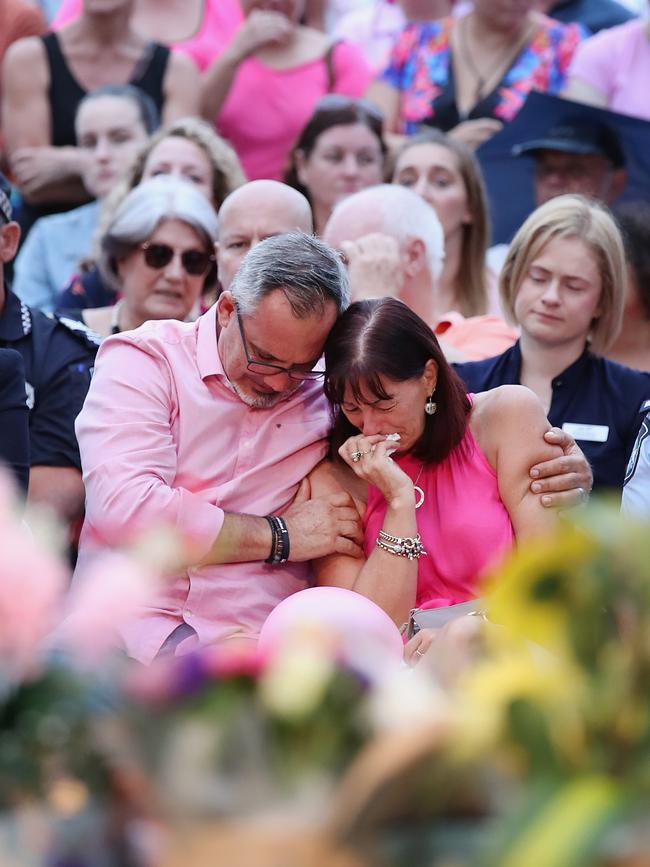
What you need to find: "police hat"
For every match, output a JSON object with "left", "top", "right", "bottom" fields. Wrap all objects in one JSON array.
[{"left": 512, "top": 118, "right": 626, "bottom": 169}]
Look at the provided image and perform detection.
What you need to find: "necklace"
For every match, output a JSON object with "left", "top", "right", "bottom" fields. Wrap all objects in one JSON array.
[
  {"left": 456, "top": 14, "right": 537, "bottom": 106},
  {"left": 414, "top": 462, "right": 425, "bottom": 510}
]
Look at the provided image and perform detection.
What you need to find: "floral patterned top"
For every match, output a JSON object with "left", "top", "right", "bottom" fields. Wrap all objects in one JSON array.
[{"left": 381, "top": 15, "right": 583, "bottom": 134}]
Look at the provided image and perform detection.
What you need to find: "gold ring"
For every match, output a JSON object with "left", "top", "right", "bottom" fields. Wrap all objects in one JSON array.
[{"left": 414, "top": 648, "right": 425, "bottom": 658}]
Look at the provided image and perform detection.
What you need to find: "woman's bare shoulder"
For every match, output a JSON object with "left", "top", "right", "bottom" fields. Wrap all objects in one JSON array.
[
  {"left": 472, "top": 385, "right": 544, "bottom": 423},
  {"left": 470, "top": 386, "right": 550, "bottom": 468}
]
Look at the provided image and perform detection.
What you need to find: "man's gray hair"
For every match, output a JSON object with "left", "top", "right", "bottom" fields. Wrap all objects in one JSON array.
[
  {"left": 230, "top": 231, "right": 350, "bottom": 317},
  {"left": 329, "top": 184, "right": 445, "bottom": 280},
  {"left": 99, "top": 175, "right": 219, "bottom": 289}
]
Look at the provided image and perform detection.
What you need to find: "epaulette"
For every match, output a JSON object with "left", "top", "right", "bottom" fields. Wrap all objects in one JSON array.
[{"left": 51, "top": 314, "right": 103, "bottom": 350}]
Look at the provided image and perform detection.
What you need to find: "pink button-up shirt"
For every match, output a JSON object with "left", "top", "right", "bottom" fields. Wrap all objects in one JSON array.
[{"left": 75, "top": 305, "right": 331, "bottom": 663}]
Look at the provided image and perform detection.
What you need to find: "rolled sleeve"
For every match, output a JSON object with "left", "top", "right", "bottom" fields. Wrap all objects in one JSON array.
[{"left": 76, "top": 334, "right": 225, "bottom": 555}]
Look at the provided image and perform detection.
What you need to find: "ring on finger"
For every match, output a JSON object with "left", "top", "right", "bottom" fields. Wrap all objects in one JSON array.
[
  {"left": 351, "top": 450, "right": 363, "bottom": 462},
  {"left": 414, "top": 648, "right": 425, "bottom": 658}
]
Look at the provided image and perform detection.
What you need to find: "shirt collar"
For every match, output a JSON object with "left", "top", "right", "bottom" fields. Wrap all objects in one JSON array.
[
  {"left": 0, "top": 286, "right": 32, "bottom": 341},
  {"left": 505, "top": 340, "right": 593, "bottom": 386},
  {"left": 196, "top": 303, "right": 226, "bottom": 380}
]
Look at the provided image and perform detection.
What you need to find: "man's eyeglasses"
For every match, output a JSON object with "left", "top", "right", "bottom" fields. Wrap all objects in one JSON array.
[
  {"left": 235, "top": 308, "right": 323, "bottom": 381},
  {"left": 140, "top": 242, "right": 214, "bottom": 276}
]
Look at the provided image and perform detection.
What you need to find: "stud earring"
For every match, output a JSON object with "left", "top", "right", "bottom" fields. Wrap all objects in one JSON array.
[{"left": 425, "top": 392, "right": 437, "bottom": 416}]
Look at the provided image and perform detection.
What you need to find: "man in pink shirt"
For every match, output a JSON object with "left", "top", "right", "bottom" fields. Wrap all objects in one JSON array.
[
  {"left": 77, "top": 225, "right": 591, "bottom": 664},
  {"left": 76, "top": 231, "right": 359, "bottom": 663}
]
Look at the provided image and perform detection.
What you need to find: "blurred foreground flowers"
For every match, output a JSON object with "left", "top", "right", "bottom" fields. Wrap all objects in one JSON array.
[{"left": 3, "top": 474, "right": 650, "bottom": 867}]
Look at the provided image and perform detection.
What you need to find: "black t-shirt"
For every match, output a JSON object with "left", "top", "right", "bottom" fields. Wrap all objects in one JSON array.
[{"left": 0, "top": 287, "right": 100, "bottom": 470}]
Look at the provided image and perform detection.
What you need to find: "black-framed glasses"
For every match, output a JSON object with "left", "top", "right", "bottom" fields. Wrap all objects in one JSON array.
[
  {"left": 235, "top": 308, "right": 324, "bottom": 381},
  {"left": 140, "top": 242, "right": 214, "bottom": 276}
]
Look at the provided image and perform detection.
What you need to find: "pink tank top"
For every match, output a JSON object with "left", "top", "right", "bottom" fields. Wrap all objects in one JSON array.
[{"left": 362, "top": 418, "right": 514, "bottom": 608}]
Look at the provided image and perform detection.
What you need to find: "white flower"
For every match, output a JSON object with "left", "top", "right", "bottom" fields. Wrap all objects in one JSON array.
[
  {"left": 260, "top": 647, "right": 335, "bottom": 721},
  {"left": 366, "top": 666, "right": 451, "bottom": 734}
]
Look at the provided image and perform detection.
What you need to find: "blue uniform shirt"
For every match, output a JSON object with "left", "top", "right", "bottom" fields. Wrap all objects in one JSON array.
[
  {"left": 0, "top": 286, "right": 100, "bottom": 470},
  {"left": 455, "top": 341, "right": 650, "bottom": 495},
  {"left": 0, "top": 347, "right": 29, "bottom": 494},
  {"left": 622, "top": 406, "right": 650, "bottom": 517}
]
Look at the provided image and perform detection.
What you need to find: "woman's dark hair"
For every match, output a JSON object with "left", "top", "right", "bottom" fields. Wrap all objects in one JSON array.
[
  {"left": 614, "top": 201, "right": 650, "bottom": 320},
  {"left": 284, "top": 96, "right": 388, "bottom": 199},
  {"left": 324, "top": 298, "right": 471, "bottom": 464},
  {"left": 77, "top": 84, "right": 160, "bottom": 135}
]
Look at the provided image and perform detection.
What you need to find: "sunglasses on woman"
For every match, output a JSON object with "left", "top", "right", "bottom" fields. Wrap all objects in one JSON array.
[{"left": 140, "top": 241, "right": 214, "bottom": 276}]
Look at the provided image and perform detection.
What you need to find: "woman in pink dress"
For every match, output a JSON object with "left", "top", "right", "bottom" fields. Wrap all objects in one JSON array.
[
  {"left": 200, "top": 0, "right": 372, "bottom": 181},
  {"left": 310, "top": 297, "right": 560, "bottom": 631}
]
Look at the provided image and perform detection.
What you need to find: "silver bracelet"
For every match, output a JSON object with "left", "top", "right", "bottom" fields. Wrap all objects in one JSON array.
[{"left": 376, "top": 530, "right": 426, "bottom": 560}]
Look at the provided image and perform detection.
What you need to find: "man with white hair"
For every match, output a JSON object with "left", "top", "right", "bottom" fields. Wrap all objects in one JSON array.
[{"left": 323, "top": 184, "right": 517, "bottom": 360}]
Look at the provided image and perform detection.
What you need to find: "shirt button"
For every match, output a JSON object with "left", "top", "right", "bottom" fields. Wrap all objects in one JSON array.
[{"left": 185, "top": 610, "right": 193, "bottom": 619}]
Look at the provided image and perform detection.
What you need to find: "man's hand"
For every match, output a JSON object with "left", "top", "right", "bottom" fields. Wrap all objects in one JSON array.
[
  {"left": 341, "top": 232, "right": 403, "bottom": 303},
  {"left": 529, "top": 427, "right": 593, "bottom": 509},
  {"left": 283, "top": 477, "right": 364, "bottom": 559}
]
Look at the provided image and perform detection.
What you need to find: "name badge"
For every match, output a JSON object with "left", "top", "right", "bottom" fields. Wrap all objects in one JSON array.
[{"left": 562, "top": 422, "right": 609, "bottom": 443}]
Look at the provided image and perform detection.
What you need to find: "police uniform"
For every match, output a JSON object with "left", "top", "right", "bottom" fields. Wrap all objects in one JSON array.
[
  {"left": 455, "top": 341, "right": 650, "bottom": 496},
  {"left": 622, "top": 404, "right": 650, "bottom": 517},
  {"left": 0, "top": 286, "right": 100, "bottom": 471},
  {"left": 0, "top": 347, "right": 29, "bottom": 494}
]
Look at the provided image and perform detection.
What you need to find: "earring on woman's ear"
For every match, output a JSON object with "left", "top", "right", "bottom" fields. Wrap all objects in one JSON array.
[{"left": 425, "top": 391, "right": 437, "bottom": 416}]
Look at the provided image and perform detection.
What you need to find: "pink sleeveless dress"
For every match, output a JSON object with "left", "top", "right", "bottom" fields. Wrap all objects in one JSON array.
[{"left": 362, "top": 419, "right": 514, "bottom": 608}]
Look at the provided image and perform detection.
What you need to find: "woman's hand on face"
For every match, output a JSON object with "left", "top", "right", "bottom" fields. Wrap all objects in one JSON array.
[
  {"left": 339, "top": 434, "right": 415, "bottom": 509},
  {"left": 230, "top": 9, "right": 294, "bottom": 62},
  {"left": 529, "top": 427, "right": 593, "bottom": 510}
]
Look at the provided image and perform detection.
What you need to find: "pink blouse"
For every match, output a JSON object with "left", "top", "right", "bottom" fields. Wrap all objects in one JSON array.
[
  {"left": 362, "top": 420, "right": 514, "bottom": 608},
  {"left": 215, "top": 41, "right": 371, "bottom": 180}
]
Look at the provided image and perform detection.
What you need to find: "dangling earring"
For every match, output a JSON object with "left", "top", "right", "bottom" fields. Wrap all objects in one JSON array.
[{"left": 425, "top": 391, "right": 437, "bottom": 416}]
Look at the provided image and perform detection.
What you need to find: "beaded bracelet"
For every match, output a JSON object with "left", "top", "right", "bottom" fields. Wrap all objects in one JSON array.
[
  {"left": 264, "top": 515, "right": 290, "bottom": 564},
  {"left": 376, "top": 530, "right": 426, "bottom": 560}
]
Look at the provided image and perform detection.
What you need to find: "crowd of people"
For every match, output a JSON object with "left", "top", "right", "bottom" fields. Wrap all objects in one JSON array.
[{"left": 0, "top": 0, "right": 649, "bottom": 664}]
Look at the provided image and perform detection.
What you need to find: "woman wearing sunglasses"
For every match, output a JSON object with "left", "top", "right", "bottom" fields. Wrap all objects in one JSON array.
[{"left": 59, "top": 176, "right": 218, "bottom": 338}]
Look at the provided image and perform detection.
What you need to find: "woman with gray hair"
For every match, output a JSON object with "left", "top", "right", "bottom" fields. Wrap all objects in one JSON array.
[{"left": 61, "top": 176, "right": 218, "bottom": 338}]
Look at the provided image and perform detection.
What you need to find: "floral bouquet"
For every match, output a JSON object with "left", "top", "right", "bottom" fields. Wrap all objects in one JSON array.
[{"left": 444, "top": 502, "right": 650, "bottom": 867}]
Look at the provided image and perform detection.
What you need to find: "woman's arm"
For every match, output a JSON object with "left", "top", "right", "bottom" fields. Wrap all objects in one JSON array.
[
  {"left": 2, "top": 38, "right": 87, "bottom": 203},
  {"left": 365, "top": 80, "right": 401, "bottom": 135},
  {"left": 311, "top": 437, "right": 421, "bottom": 626},
  {"left": 200, "top": 10, "right": 293, "bottom": 119},
  {"left": 472, "top": 385, "right": 562, "bottom": 539},
  {"left": 161, "top": 51, "right": 201, "bottom": 122}
]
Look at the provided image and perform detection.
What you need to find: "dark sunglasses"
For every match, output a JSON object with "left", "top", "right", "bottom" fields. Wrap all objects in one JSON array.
[{"left": 140, "top": 241, "right": 214, "bottom": 276}]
